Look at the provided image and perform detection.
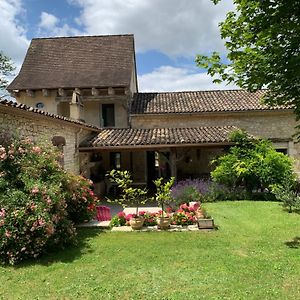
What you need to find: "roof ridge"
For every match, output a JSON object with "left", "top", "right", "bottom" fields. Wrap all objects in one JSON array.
[
  {"left": 136, "top": 89, "right": 266, "bottom": 95},
  {"left": 32, "top": 34, "right": 134, "bottom": 41}
]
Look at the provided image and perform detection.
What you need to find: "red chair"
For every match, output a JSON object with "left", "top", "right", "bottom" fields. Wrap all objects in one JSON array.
[{"left": 96, "top": 206, "right": 111, "bottom": 221}]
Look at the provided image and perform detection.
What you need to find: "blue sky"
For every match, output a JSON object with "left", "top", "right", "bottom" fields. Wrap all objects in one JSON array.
[{"left": 0, "top": 0, "right": 236, "bottom": 91}]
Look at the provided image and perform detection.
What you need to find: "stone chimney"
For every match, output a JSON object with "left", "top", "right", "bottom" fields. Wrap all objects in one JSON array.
[{"left": 70, "top": 89, "right": 85, "bottom": 122}]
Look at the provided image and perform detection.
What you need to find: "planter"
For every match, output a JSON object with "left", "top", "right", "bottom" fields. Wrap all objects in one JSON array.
[
  {"left": 197, "top": 218, "right": 214, "bottom": 229},
  {"left": 129, "top": 217, "right": 144, "bottom": 230},
  {"left": 157, "top": 217, "right": 171, "bottom": 230}
]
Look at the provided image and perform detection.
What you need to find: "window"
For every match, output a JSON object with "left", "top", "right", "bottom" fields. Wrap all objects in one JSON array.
[
  {"left": 276, "top": 148, "right": 288, "bottom": 155},
  {"left": 102, "top": 104, "right": 115, "bottom": 127},
  {"left": 110, "top": 152, "right": 121, "bottom": 170}
]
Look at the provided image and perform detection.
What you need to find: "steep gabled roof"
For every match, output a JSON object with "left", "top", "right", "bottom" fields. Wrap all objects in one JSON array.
[
  {"left": 131, "top": 90, "right": 290, "bottom": 114},
  {"left": 8, "top": 34, "right": 135, "bottom": 91}
]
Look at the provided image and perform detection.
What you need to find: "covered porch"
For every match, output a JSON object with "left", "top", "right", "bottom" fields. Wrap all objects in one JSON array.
[{"left": 79, "top": 126, "right": 237, "bottom": 195}]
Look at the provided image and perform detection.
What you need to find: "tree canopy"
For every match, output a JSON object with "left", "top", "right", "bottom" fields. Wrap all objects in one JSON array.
[
  {"left": 196, "top": 0, "right": 300, "bottom": 118},
  {"left": 0, "top": 52, "right": 15, "bottom": 96}
]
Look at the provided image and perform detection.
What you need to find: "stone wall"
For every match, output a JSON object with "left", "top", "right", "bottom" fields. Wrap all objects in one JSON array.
[
  {"left": 0, "top": 105, "right": 95, "bottom": 174},
  {"left": 131, "top": 110, "right": 300, "bottom": 174}
]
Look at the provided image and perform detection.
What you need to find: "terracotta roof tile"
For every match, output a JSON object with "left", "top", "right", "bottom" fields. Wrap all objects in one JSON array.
[
  {"left": 131, "top": 90, "right": 289, "bottom": 114},
  {"left": 0, "top": 100, "right": 100, "bottom": 131},
  {"left": 80, "top": 126, "right": 238, "bottom": 149},
  {"left": 8, "top": 34, "right": 135, "bottom": 90}
]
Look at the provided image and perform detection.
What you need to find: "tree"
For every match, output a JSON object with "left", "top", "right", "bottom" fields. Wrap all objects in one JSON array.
[
  {"left": 196, "top": 1, "right": 300, "bottom": 118},
  {"left": 0, "top": 52, "right": 15, "bottom": 97}
]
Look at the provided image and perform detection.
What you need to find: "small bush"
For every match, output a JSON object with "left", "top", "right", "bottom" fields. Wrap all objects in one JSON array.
[{"left": 271, "top": 181, "right": 300, "bottom": 212}]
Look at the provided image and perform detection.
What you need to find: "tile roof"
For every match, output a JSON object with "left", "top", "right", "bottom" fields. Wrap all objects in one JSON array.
[
  {"left": 131, "top": 90, "right": 290, "bottom": 114},
  {"left": 8, "top": 34, "right": 135, "bottom": 91},
  {"left": 0, "top": 100, "right": 100, "bottom": 131},
  {"left": 80, "top": 126, "right": 238, "bottom": 149}
]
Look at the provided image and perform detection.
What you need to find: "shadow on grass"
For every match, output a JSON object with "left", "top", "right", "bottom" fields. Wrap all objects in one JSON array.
[
  {"left": 285, "top": 237, "right": 300, "bottom": 249},
  {"left": 14, "top": 228, "right": 105, "bottom": 268}
]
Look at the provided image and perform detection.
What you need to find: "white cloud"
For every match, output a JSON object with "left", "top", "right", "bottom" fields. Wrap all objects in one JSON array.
[
  {"left": 0, "top": 0, "right": 29, "bottom": 65},
  {"left": 70, "top": 0, "right": 234, "bottom": 57},
  {"left": 38, "top": 12, "right": 81, "bottom": 37},
  {"left": 138, "top": 66, "right": 237, "bottom": 92},
  {"left": 39, "top": 12, "right": 59, "bottom": 30}
]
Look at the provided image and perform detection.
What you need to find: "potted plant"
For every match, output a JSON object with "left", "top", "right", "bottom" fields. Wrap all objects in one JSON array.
[
  {"left": 153, "top": 177, "right": 175, "bottom": 229},
  {"left": 107, "top": 170, "right": 148, "bottom": 230}
]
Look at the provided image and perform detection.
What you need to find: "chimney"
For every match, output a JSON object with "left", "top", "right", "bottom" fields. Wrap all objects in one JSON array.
[{"left": 70, "top": 89, "right": 85, "bottom": 122}]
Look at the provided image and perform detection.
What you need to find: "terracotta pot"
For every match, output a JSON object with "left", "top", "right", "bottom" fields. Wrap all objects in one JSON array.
[
  {"left": 129, "top": 217, "right": 144, "bottom": 230},
  {"left": 157, "top": 217, "right": 171, "bottom": 230}
]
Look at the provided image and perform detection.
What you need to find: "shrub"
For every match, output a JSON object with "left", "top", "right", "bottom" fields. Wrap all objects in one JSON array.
[
  {"left": 171, "top": 179, "right": 210, "bottom": 204},
  {"left": 63, "top": 174, "right": 98, "bottom": 224},
  {"left": 0, "top": 137, "right": 97, "bottom": 264},
  {"left": 271, "top": 181, "right": 300, "bottom": 213},
  {"left": 211, "top": 129, "right": 296, "bottom": 194}
]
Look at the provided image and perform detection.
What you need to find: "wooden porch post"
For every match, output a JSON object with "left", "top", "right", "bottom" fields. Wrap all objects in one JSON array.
[{"left": 170, "top": 149, "right": 177, "bottom": 180}]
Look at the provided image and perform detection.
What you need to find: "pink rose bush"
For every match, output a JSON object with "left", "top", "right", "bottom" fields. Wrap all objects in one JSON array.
[{"left": 0, "top": 137, "right": 98, "bottom": 265}]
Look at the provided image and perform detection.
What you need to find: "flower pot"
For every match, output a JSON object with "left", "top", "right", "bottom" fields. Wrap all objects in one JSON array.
[
  {"left": 129, "top": 217, "right": 144, "bottom": 230},
  {"left": 197, "top": 218, "right": 214, "bottom": 229},
  {"left": 157, "top": 217, "right": 171, "bottom": 230}
]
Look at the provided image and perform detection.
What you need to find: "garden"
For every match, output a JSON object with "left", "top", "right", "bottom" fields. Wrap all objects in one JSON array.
[{"left": 1, "top": 130, "right": 300, "bottom": 298}]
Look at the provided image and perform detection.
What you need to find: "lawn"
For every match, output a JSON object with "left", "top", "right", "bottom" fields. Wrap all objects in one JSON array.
[{"left": 1, "top": 201, "right": 300, "bottom": 299}]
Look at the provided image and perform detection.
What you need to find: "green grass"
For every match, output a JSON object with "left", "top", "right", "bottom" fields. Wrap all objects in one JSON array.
[{"left": 1, "top": 201, "right": 300, "bottom": 299}]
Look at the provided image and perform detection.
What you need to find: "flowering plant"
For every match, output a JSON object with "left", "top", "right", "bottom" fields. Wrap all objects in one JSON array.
[
  {"left": 172, "top": 203, "right": 197, "bottom": 225},
  {"left": 0, "top": 137, "right": 98, "bottom": 264}
]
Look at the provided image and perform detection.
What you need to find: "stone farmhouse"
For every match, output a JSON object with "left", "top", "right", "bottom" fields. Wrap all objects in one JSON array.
[{"left": 1, "top": 34, "right": 298, "bottom": 195}]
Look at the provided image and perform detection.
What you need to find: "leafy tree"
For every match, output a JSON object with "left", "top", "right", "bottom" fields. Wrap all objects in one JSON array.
[
  {"left": 196, "top": 1, "right": 300, "bottom": 117},
  {"left": 211, "top": 130, "right": 296, "bottom": 194},
  {"left": 0, "top": 52, "right": 15, "bottom": 97}
]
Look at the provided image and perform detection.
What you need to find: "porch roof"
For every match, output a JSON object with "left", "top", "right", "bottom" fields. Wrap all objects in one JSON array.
[{"left": 79, "top": 126, "right": 238, "bottom": 150}]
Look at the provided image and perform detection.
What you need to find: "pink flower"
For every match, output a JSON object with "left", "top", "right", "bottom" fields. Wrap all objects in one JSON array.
[
  {"left": 32, "top": 146, "right": 41, "bottom": 154},
  {"left": 0, "top": 209, "right": 6, "bottom": 218},
  {"left": 139, "top": 211, "right": 146, "bottom": 216},
  {"left": 31, "top": 187, "right": 39, "bottom": 194},
  {"left": 5, "top": 230, "right": 12, "bottom": 238},
  {"left": 117, "top": 211, "right": 126, "bottom": 218}
]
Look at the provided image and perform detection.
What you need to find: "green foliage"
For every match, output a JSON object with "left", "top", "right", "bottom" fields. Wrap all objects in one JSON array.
[
  {"left": 153, "top": 177, "right": 175, "bottom": 216},
  {"left": 211, "top": 130, "right": 296, "bottom": 194},
  {"left": 195, "top": 0, "right": 300, "bottom": 124},
  {"left": 0, "top": 52, "right": 15, "bottom": 93},
  {"left": 107, "top": 170, "right": 148, "bottom": 216},
  {"left": 0, "top": 137, "right": 98, "bottom": 264},
  {"left": 271, "top": 181, "right": 300, "bottom": 213}
]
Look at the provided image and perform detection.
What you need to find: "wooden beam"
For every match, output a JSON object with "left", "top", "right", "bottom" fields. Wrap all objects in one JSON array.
[
  {"left": 108, "top": 87, "right": 115, "bottom": 95},
  {"left": 91, "top": 87, "right": 99, "bottom": 96},
  {"left": 26, "top": 90, "right": 35, "bottom": 97},
  {"left": 58, "top": 88, "right": 65, "bottom": 97},
  {"left": 42, "top": 89, "right": 49, "bottom": 97}
]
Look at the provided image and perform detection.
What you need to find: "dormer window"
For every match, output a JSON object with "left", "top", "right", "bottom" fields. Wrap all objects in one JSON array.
[{"left": 102, "top": 104, "right": 115, "bottom": 127}]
